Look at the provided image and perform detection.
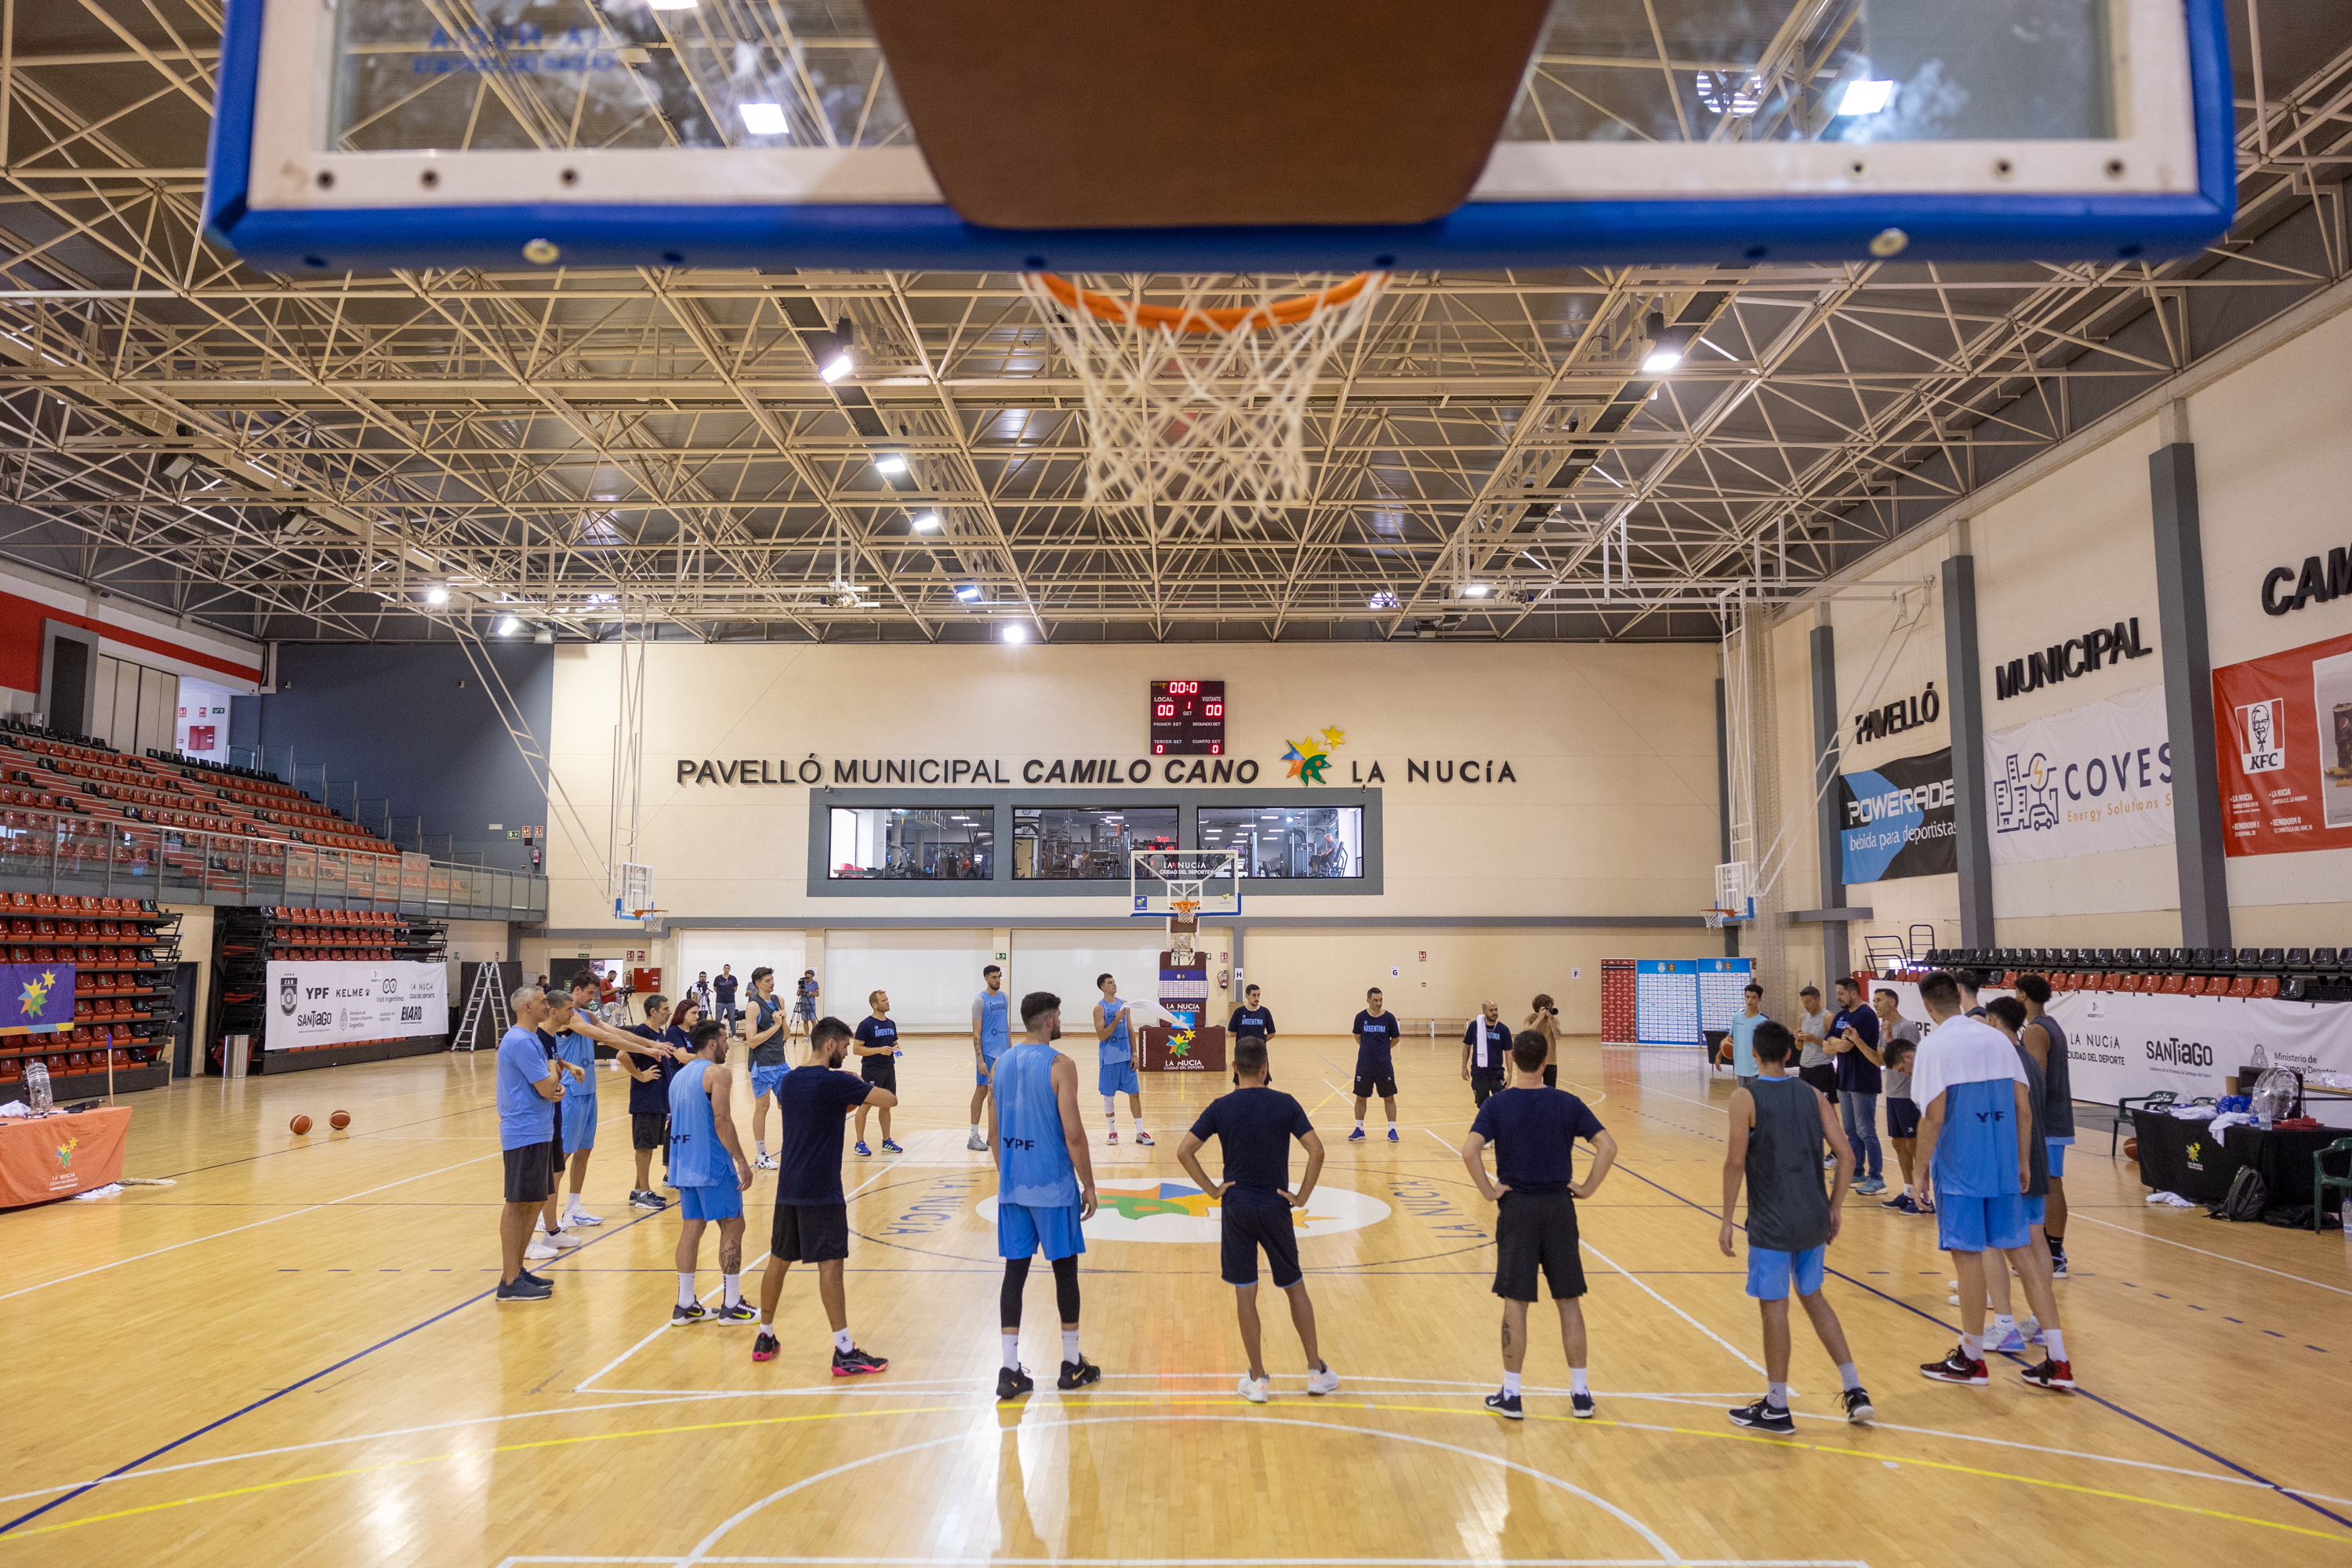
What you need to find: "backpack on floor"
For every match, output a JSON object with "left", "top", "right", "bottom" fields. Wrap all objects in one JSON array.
[{"left": 2207, "top": 1166, "right": 2267, "bottom": 1222}]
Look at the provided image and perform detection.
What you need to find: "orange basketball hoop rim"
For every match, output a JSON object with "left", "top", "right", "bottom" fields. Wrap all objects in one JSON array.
[
  {"left": 1033, "top": 272, "right": 1381, "bottom": 335},
  {"left": 1170, "top": 898, "right": 1202, "bottom": 918}
]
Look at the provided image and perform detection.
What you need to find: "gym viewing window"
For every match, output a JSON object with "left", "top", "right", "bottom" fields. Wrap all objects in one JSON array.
[
  {"left": 1199, "top": 804, "right": 1363, "bottom": 878},
  {"left": 827, "top": 806, "right": 994, "bottom": 880},
  {"left": 1012, "top": 804, "right": 1177, "bottom": 880}
]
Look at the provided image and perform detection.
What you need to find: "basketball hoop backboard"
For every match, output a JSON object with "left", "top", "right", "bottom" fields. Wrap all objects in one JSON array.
[
  {"left": 1131, "top": 850, "right": 1240, "bottom": 920},
  {"left": 206, "top": 0, "right": 2230, "bottom": 275}
]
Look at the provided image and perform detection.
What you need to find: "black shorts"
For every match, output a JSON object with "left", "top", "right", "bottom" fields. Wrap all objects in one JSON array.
[
  {"left": 1886, "top": 1096, "right": 1922, "bottom": 1138},
  {"left": 1542, "top": 1065, "right": 1558, "bottom": 1089},
  {"left": 1493, "top": 1189, "right": 1586, "bottom": 1301},
  {"left": 1798, "top": 1062, "right": 1839, "bottom": 1105},
  {"left": 503, "top": 1142, "right": 554, "bottom": 1204},
  {"left": 1353, "top": 1060, "right": 1396, "bottom": 1098},
  {"left": 633, "top": 1112, "right": 668, "bottom": 1150},
  {"left": 546, "top": 1127, "right": 564, "bottom": 1168},
  {"left": 1470, "top": 1069, "right": 1505, "bottom": 1107},
  {"left": 1220, "top": 1187, "right": 1302, "bottom": 1289},
  {"left": 773, "top": 1200, "right": 851, "bottom": 1263},
  {"left": 860, "top": 1056, "right": 898, "bottom": 1094}
]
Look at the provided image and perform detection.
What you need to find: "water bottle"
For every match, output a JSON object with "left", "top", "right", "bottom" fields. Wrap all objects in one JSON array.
[{"left": 26, "top": 1058, "right": 53, "bottom": 1114}]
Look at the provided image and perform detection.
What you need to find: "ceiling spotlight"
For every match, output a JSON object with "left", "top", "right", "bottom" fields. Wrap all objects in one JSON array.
[
  {"left": 1642, "top": 345, "right": 1684, "bottom": 372},
  {"left": 1835, "top": 78, "right": 1896, "bottom": 117},
  {"left": 1001, "top": 623, "right": 1027, "bottom": 644},
  {"left": 425, "top": 586, "right": 449, "bottom": 604},
  {"left": 818, "top": 349, "right": 852, "bottom": 383},
  {"left": 739, "top": 102, "right": 789, "bottom": 136},
  {"left": 1641, "top": 310, "right": 1690, "bottom": 373},
  {"left": 648, "top": 0, "right": 698, "bottom": 8},
  {"left": 910, "top": 511, "right": 941, "bottom": 532},
  {"left": 873, "top": 453, "right": 908, "bottom": 475},
  {"left": 956, "top": 583, "right": 983, "bottom": 603},
  {"left": 495, "top": 615, "right": 521, "bottom": 636},
  {"left": 1463, "top": 583, "right": 1491, "bottom": 598}
]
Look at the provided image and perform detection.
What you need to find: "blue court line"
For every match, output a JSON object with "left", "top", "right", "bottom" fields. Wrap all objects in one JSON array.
[
  {"left": 0, "top": 1206, "right": 660, "bottom": 1538},
  {"left": 1604, "top": 1156, "right": 2352, "bottom": 1533}
]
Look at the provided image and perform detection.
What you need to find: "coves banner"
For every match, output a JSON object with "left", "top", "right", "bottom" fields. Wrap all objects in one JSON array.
[
  {"left": 1985, "top": 684, "right": 2175, "bottom": 865},
  {"left": 2211, "top": 627, "right": 2352, "bottom": 858},
  {"left": 1837, "top": 748, "right": 1956, "bottom": 883},
  {"left": 265, "top": 961, "right": 448, "bottom": 1051}
]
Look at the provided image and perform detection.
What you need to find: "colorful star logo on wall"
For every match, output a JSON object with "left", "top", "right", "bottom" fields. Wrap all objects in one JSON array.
[
  {"left": 17, "top": 968, "right": 56, "bottom": 1021},
  {"left": 1283, "top": 725, "right": 1345, "bottom": 786}
]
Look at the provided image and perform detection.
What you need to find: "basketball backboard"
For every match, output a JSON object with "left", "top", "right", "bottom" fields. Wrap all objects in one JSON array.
[
  {"left": 1131, "top": 850, "right": 1240, "bottom": 920},
  {"left": 206, "top": 1, "right": 2231, "bottom": 274}
]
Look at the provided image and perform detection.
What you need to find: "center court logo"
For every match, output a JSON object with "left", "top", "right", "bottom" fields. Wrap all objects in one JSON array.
[{"left": 978, "top": 1181, "right": 1391, "bottom": 1244}]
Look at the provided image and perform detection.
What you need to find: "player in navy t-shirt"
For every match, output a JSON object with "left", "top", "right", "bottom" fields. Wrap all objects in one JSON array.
[
  {"left": 613, "top": 993, "right": 680, "bottom": 1210},
  {"left": 1177, "top": 1038, "right": 1338, "bottom": 1404},
  {"left": 1229, "top": 984, "right": 1276, "bottom": 1044},
  {"left": 1463, "top": 1030, "right": 1617, "bottom": 1421},
  {"left": 753, "top": 1016, "right": 889, "bottom": 1375},
  {"left": 851, "top": 990, "right": 902, "bottom": 1156},
  {"left": 1348, "top": 986, "right": 1402, "bottom": 1142}
]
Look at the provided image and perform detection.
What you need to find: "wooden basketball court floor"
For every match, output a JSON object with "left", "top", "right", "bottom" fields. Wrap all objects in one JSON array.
[{"left": 3, "top": 1036, "right": 2347, "bottom": 1567}]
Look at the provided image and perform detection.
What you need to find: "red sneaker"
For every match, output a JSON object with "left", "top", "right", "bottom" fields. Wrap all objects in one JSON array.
[
  {"left": 2018, "top": 1358, "right": 2075, "bottom": 1391},
  {"left": 1920, "top": 1345, "right": 1989, "bottom": 1385}
]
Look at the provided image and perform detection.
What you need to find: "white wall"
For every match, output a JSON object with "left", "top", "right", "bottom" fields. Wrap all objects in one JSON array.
[
  {"left": 1006, "top": 930, "right": 1170, "bottom": 1032},
  {"left": 824, "top": 928, "right": 996, "bottom": 1031},
  {"left": 673, "top": 928, "right": 806, "bottom": 1005}
]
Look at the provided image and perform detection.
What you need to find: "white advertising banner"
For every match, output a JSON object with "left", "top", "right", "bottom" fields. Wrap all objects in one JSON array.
[
  {"left": 266, "top": 960, "right": 449, "bottom": 1051},
  {"left": 1878, "top": 981, "right": 2352, "bottom": 1117},
  {"left": 1984, "top": 684, "right": 2176, "bottom": 865}
]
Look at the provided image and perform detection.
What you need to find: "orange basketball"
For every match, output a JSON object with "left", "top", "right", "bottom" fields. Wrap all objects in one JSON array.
[
  {"left": 2123, "top": 1136, "right": 2139, "bottom": 1161},
  {"left": 290, "top": 1114, "right": 313, "bottom": 1135},
  {"left": 329, "top": 1110, "right": 350, "bottom": 1130}
]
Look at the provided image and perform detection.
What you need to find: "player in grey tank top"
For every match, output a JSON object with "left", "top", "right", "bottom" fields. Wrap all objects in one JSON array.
[
  {"left": 2014, "top": 973, "right": 2074, "bottom": 1276},
  {"left": 1718, "top": 1019, "right": 1871, "bottom": 1432}
]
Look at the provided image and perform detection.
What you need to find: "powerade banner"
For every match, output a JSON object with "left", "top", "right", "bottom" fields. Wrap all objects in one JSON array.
[
  {"left": 1985, "top": 684, "right": 2175, "bottom": 865},
  {"left": 1837, "top": 748, "right": 1955, "bottom": 883},
  {"left": 2211, "top": 626, "right": 2352, "bottom": 858},
  {"left": 2, "top": 962, "right": 74, "bottom": 1036},
  {"left": 264, "top": 961, "right": 448, "bottom": 1051}
]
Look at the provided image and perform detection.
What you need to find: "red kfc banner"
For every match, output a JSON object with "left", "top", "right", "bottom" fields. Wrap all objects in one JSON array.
[{"left": 2212, "top": 626, "right": 2352, "bottom": 856}]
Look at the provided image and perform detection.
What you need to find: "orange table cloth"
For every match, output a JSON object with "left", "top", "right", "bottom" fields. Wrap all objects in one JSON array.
[{"left": 0, "top": 1105, "right": 131, "bottom": 1206}]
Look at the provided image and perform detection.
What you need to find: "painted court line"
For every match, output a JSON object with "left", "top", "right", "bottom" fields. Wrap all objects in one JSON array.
[{"left": 2069, "top": 1214, "right": 2352, "bottom": 1298}]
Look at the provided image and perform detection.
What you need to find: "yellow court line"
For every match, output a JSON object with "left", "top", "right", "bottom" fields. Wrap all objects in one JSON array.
[{"left": 9, "top": 1391, "right": 2347, "bottom": 1549}]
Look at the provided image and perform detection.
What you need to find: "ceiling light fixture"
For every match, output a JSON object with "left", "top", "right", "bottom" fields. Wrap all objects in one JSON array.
[
  {"left": 1835, "top": 79, "right": 1896, "bottom": 117},
  {"left": 818, "top": 349, "right": 853, "bottom": 383},
  {"left": 425, "top": 586, "right": 449, "bottom": 604},
  {"left": 873, "top": 453, "right": 908, "bottom": 475},
  {"left": 1463, "top": 583, "right": 1491, "bottom": 598},
  {"left": 956, "top": 584, "right": 983, "bottom": 603},
  {"left": 495, "top": 615, "right": 521, "bottom": 636},
  {"left": 910, "top": 511, "right": 941, "bottom": 532},
  {"left": 739, "top": 102, "right": 789, "bottom": 136},
  {"left": 1641, "top": 310, "right": 1691, "bottom": 373},
  {"left": 1001, "top": 623, "right": 1027, "bottom": 644}
]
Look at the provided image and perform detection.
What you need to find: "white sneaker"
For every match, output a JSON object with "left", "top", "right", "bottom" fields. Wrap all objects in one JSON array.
[
  {"left": 546, "top": 1229, "right": 585, "bottom": 1250},
  {"left": 524, "top": 1236, "right": 559, "bottom": 1261},
  {"left": 566, "top": 1208, "right": 604, "bottom": 1227},
  {"left": 966, "top": 1129, "right": 988, "bottom": 1152},
  {"left": 1237, "top": 1374, "right": 1269, "bottom": 1404},
  {"left": 1306, "top": 1364, "right": 1341, "bottom": 1396},
  {"left": 751, "top": 1153, "right": 777, "bottom": 1171}
]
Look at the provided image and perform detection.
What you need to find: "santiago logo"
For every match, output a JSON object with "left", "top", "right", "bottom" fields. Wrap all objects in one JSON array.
[{"left": 978, "top": 1181, "right": 1391, "bottom": 1243}]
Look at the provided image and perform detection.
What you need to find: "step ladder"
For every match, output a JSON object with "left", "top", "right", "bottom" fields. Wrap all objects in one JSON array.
[{"left": 452, "top": 962, "right": 512, "bottom": 1053}]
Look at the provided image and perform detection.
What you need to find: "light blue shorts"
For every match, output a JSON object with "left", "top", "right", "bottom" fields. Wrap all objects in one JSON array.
[
  {"left": 1745, "top": 1243, "right": 1827, "bottom": 1301},
  {"left": 998, "top": 1200, "right": 1087, "bottom": 1261},
  {"left": 558, "top": 1091, "right": 597, "bottom": 1152},
  {"left": 678, "top": 1183, "right": 743, "bottom": 1223},
  {"left": 750, "top": 1062, "right": 789, "bottom": 1102},
  {"left": 1936, "top": 1192, "right": 2029, "bottom": 1254},
  {"left": 977, "top": 1051, "right": 1003, "bottom": 1088},
  {"left": 2024, "top": 1194, "right": 2047, "bottom": 1227},
  {"left": 2045, "top": 1138, "right": 2072, "bottom": 1178},
  {"left": 1099, "top": 1059, "right": 1141, "bottom": 1097}
]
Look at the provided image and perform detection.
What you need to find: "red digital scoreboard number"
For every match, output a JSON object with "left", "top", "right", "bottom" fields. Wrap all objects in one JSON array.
[{"left": 1149, "top": 680, "right": 1226, "bottom": 757}]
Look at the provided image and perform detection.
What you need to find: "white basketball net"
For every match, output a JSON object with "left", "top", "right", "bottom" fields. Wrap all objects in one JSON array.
[{"left": 1018, "top": 272, "right": 1388, "bottom": 535}]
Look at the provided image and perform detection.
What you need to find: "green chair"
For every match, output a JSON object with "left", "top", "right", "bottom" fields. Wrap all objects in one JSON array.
[
  {"left": 2113, "top": 1090, "right": 2177, "bottom": 1155},
  {"left": 2317, "top": 1138, "right": 2352, "bottom": 1235}
]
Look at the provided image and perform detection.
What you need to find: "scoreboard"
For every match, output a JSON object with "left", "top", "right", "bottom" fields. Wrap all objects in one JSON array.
[{"left": 1149, "top": 680, "right": 1225, "bottom": 756}]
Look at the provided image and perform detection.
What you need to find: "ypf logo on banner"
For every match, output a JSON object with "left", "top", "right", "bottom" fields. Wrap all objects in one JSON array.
[{"left": 2235, "top": 699, "right": 2285, "bottom": 774}]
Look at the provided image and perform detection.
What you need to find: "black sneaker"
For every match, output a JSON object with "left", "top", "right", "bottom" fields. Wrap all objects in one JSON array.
[
  {"left": 996, "top": 1364, "right": 1035, "bottom": 1400},
  {"left": 629, "top": 1189, "right": 666, "bottom": 1211},
  {"left": 1728, "top": 1398, "right": 1794, "bottom": 1434},
  {"left": 1057, "top": 1355, "right": 1102, "bottom": 1390},
  {"left": 1484, "top": 1389, "right": 1524, "bottom": 1421},
  {"left": 712, "top": 1301, "right": 759, "bottom": 1325},
  {"left": 1842, "top": 1386, "right": 1875, "bottom": 1423},
  {"left": 495, "top": 1275, "right": 553, "bottom": 1303},
  {"left": 2049, "top": 1250, "right": 2070, "bottom": 1279},
  {"left": 518, "top": 1269, "right": 554, "bottom": 1287},
  {"left": 670, "top": 1303, "right": 711, "bottom": 1327},
  {"left": 1570, "top": 1391, "right": 1597, "bottom": 1419},
  {"left": 1921, "top": 1345, "right": 1987, "bottom": 1385},
  {"left": 751, "top": 1331, "right": 779, "bottom": 1363},
  {"left": 2018, "top": 1358, "right": 2076, "bottom": 1392},
  {"left": 833, "top": 1346, "right": 889, "bottom": 1377}
]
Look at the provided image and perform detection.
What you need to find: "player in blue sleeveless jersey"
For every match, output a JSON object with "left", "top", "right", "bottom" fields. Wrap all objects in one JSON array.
[
  {"left": 1911, "top": 971, "right": 2074, "bottom": 1392},
  {"left": 1092, "top": 972, "right": 1152, "bottom": 1145},
  {"left": 666, "top": 1019, "right": 757, "bottom": 1328},
  {"left": 969, "top": 963, "right": 1013, "bottom": 1151},
  {"left": 989, "top": 989, "right": 1102, "bottom": 1399}
]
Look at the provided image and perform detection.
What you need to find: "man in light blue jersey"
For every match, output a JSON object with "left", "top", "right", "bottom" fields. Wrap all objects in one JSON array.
[
  {"left": 968, "top": 963, "right": 1013, "bottom": 1152},
  {"left": 1911, "top": 971, "right": 2074, "bottom": 1393},
  {"left": 1092, "top": 972, "right": 1152, "bottom": 1146},
  {"left": 494, "top": 985, "right": 565, "bottom": 1304},
  {"left": 989, "top": 989, "right": 1102, "bottom": 1399},
  {"left": 667, "top": 1019, "right": 757, "bottom": 1328}
]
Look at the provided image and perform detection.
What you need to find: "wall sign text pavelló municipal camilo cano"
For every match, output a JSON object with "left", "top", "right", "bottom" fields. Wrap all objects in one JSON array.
[{"left": 672, "top": 753, "right": 1518, "bottom": 787}]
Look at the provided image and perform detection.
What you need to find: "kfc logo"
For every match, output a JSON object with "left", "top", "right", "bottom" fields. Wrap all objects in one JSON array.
[{"left": 2235, "top": 699, "right": 2285, "bottom": 774}]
